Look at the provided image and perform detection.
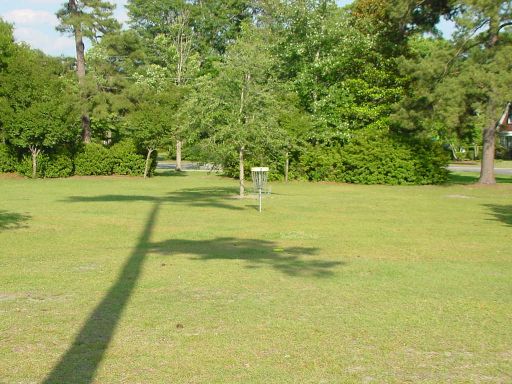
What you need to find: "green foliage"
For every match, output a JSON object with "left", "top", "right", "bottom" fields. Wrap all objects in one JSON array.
[
  {"left": 297, "top": 146, "right": 344, "bottom": 182},
  {"left": 185, "top": 24, "right": 287, "bottom": 177},
  {"left": 297, "top": 127, "right": 449, "bottom": 185},
  {"left": 0, "top": 18, "right": 15, "bottom": 71},
  {"left": 44, "top": 151, "right": 74, "bottom": 178},
  {"left": 340, "top": 131, "right": 448, "bottom": 185},
  {"left": 0, "top": 144, "right": 16, "bottom": 173},
  {"left": 56, "top": 0, "right": 120, "bottom": 41},
  {"left": 16, "top": 153, "right": 47, "bottom": 178},
  {"left": 1, "top": 45, "right": 80, "bottom": 153},
  {"left": 110, "top": 140, "right": 147, "bottom": 176},
  {"left": 74, "top": 143, "right": 114, "bottom": 175},
  {"left": 16, "top": 150, "right": 74, "bottom": 179}
]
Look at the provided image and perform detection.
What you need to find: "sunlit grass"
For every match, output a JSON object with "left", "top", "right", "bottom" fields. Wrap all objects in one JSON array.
[{"left": 1, "top": 172, "right": 511, "bottom": 383}]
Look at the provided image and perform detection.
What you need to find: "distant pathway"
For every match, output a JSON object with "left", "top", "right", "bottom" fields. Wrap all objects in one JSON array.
[
  {"left": 447, "top": 165, "right": 512, "bottom": 175},
  {"left": 156, "top": 162, "right": 217, "bottom": 171},
  {"left": 158, "top": 162, "right": 512, "bottom": 175}
]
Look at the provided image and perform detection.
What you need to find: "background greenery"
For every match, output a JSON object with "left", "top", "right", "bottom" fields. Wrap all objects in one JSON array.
[{"left": 2, "top": 0, "right": 509, "bottom": 184}]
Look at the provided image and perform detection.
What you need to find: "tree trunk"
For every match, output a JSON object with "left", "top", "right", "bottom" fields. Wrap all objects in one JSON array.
[
  {"left": 239, "top": 146, "right": 244, "bottom": 197},
  {"left": 29, "top": 146, "right": 40, "bottom": 179},
  {"left": 176, "top": 140, "right": 182, "bottom": 171},
  {"left": 144, "top": 148, "right": 154, "bottom": 179},
  {"left": 81, "top": 114, "right": 91, "bottom": 144},
  {"left": 479, "top": 122, "right": 496, "bottom": 184},
  {"left": 285, "top": 151, "right": 289, "bottom": 183},
  {"left": 70, "top": 0, "right": 91, "bottom": 143},
  {"left": 478, "top": 15, "right": 501, "bottom": 184}
]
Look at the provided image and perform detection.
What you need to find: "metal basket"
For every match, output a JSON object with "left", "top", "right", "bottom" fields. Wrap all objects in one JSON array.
[{"left": 251, "top": 167, "right": 269, "bottom": 212}]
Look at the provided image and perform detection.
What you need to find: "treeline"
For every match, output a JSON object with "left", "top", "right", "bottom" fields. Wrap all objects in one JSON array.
[{"left": 0, "top": 0, "right": 510, "bottom": 188}]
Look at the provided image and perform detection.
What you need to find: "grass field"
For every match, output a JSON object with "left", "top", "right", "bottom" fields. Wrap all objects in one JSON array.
[{"left": 1, "top": 171, "right": 511, "bottom": 383}]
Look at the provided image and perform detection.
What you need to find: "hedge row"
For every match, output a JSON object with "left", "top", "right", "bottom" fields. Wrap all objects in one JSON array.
[
  {"left": 0, "top": 141, "right": 156, "bottom": 178},
  {"left": 297, "top": 130, "right": 449, "bottom": 185}
]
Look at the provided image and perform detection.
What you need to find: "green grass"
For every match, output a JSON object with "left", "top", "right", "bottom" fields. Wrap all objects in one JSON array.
[
  {"left": 1, "top": 172, "right": 511, "bottom": 383},
  {"left": 447, "top": 171, "right": 512, "bottom": 184}
]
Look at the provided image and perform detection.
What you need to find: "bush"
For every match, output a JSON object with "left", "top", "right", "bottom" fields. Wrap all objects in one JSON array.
[
  {"left": 297, "top": 146, "right": 344, "bottom": 182},
  {"left": 296, "top": 128, "right": 449, "bottom": 185},
  {"left": 16, "top": 153, "right": 49, "bottom": 178},
  {"left": 74, "top": 143, "right": 114, "bottom": 176},
  {"left": 0, "top": 144, "right": 17, "bottom": 173},
  {"left": 110, "top": 140, "right": 147, "bottom": 176},
  {"left": 44, "top": 151, "right": 73, "bottom": 178},
  {"left": 341, "top": 131, "right": 448, "bottom": 184}
]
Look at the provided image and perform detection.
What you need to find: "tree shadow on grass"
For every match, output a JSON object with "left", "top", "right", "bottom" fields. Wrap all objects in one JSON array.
[
  {"left": 446, "top": 172, "right": 512, "bottom": 185},
  {"left": 42, "top": 203, "right": 159, "bottom": 384},
  {"left": 154, "top": 169, "right": 189, "bottom": 177},
  {"left": 0, "top": 210, "right": 30, "bottom": 231},
  {"left": 483, "top": 204, "right": 512, "bottom": 226},
  {"left": 164, "top": 187, "right": 244, "bottom": 210},
  {"left": 65, "top": 187, "right": 244, "bottom": 211},
  {"left": 151, "top": 237, "right": 340, "bottom": 278},
  {"left": 45, "top": 193, "right": 336, "bottom": 383}
]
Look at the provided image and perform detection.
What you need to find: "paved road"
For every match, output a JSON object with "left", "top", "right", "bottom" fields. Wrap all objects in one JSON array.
[
  {"left": 157, "top": 162, "right": 218, "bottom": 171},
  {"left": 158, "top": 162, "right": 512, "bottom": 175},
  {"left": 447, "top": 166, "right": 512, "bottom": 175}
]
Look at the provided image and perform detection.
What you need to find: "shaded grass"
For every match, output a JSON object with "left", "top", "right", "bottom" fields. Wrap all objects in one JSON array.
[
  {"left": 447, "top": 171, "right": 512, "bottom": 184},
  {"left": 0, "top": 173, "right": 511, "bottom": 383}
]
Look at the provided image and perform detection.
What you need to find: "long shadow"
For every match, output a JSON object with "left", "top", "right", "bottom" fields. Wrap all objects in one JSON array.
[
  {"left": 45, "top": 192, "right": 338, "bottom": 383},
  {"left": 0, "top": 210, "right": 31, "bottom": 231},
  {"left": 66, "top": 187, "right": 244, "bottom": 211},
  {"left": 154, "top": 169, "right": 189, "bottom": 177},
  {"left": 165, "top": 187, "right": 244, "bottom": 210},
  {"left": 151, "top": 237, "right": 340, "bottom": 277},
  {"left": 484, "top": 204, "right": 512, "bottom": 226},
  {"left": 43, "top": 203, "right": 159, "bottom": 384}
]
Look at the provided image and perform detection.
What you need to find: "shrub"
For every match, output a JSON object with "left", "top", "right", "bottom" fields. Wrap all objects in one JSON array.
[
  {"left": 298, "top": 146, "right": 344, "bottom": 182},
  {"left": 296, "top": 128, "right": 449, "bottom": 185},
  {"left": 0, "top": 144, "right": 17, "bottom": 173},
  {"left": 44, "top": 151, "right": 73, "bottom": 178},
  {"left": 74, "top": 143, "right": 114, "bottom": 176},
  {"left": 16, "top": 153, "right": 49, "bottom": 178},
  {"left": 340, "top": 130, "right": 449, "bottom": 185},
  {"left": 110, "top": 140, "right": 147, "bottom": 176}
]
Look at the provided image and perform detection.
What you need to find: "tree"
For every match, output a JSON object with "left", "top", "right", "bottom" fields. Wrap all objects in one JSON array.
[
  {"left": 0, "top": 18, "right": 15, "bottom": 143},
  {"left": 125, "top": 82, "right": 181, "bottom": 178},
  {"left": 0, "top": 18, "right": 15, "bottom": 70},
  {"left": 451, "top": 0, "right": 512, "bottom": 184},
  {"left": 1, "top": 47, "right": 80, "bottom": 177},
  {"left": 185, "top": 24, "right": 286, "bottom": 196},
  {"left": 56, "top": 0, "right": 120, "bottom": 143},
  {"left": 274, "top": 2, "right": 402, "bottom": 144},
  {"left": 393, "top": 0, "right": 512, "bottom": 184},
  {"left": 127, "top": 0, "right": 200, "bottom": 170},
  {"left": 189, "top": 0, "right": 254, "bottom": 56}
]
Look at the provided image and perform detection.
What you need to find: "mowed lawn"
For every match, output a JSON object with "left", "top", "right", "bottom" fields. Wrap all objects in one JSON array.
[{"left": 1, "top": 171, "right": 511, "bottom": 383}]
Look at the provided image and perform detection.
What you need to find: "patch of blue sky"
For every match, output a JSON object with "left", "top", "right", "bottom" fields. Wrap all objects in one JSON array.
[{"left": 0, "top": 0, "right": 128, "bottom": 57}]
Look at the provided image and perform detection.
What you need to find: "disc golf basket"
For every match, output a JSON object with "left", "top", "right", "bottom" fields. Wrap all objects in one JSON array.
[{"left": 251, "top": 167, "right": 269, "bottom": 212}]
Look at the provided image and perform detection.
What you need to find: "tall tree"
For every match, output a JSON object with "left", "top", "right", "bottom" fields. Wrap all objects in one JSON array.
[
  {"left": 56, "top": 0, "right": 120, "bottom": 143},
  {"left": 0, "top": 18, "right": 15, "bottom": 143},
  {"left": 127, "top": 0, "right": 199, "bottom": 170},
  {"left": 185, "top": 24, "right": 286, "bottom": 196},
  {"left": 394, "top": 0, "right": 512, "bottom": 184},
  {"left": 452, "top": 0, "right": 512, "bottom": 184},
  {"left": 1, "top": 46, "right": 80, "bottom": 177},
  {"left": 125, "top": 83, "right": 181, "bottom": 178}
]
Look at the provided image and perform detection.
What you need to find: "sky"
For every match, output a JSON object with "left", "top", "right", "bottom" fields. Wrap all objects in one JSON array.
[
  {"left": 1, "top": 0, "right": 452, "bottom": 58},
  {"left": 0, "top": 0, "right": 129, "bottom": 57}
]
